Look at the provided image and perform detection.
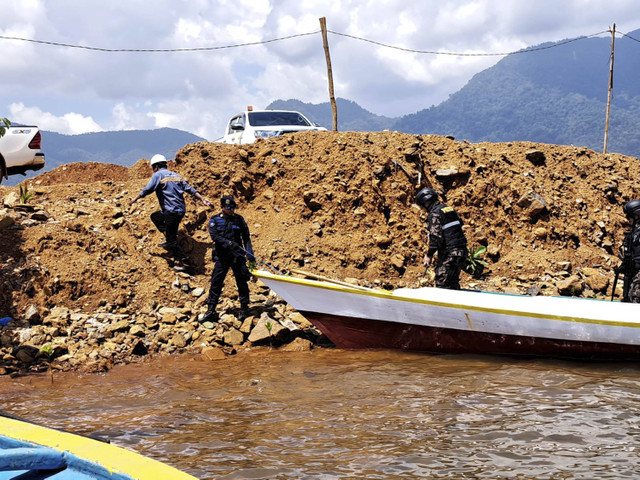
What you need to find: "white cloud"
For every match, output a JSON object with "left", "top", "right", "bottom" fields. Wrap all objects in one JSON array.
[{"left": 8, "top": 103, "right": 103, "bottom": 134}]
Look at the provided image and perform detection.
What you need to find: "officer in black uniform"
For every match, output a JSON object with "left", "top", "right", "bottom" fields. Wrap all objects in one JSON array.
[
  {"left": 201, "top": 196, "right": 254, "bottom": 324},
  {"left": 415, "top": 187, "right": 468, "bottom": 290},
  {"left": 619, "top": 199, "right": 640, "bottom": 303}
]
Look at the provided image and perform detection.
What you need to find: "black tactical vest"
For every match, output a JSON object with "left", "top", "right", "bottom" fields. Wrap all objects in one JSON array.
[{"left": 437, "top": 205, "right": 467, "bottom": 248}]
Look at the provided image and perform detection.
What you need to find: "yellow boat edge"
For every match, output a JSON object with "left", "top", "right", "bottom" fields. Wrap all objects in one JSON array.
[{"left": 0, "top": 415, "right": 197, "bottom": 480}]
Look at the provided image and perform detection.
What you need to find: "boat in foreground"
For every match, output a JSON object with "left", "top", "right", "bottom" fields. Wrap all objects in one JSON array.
[
  {"left": 254, "top": 269, "right": 640, "bottom": 360},
  {"left": 0, "top": 413, "right": 197, "bottom": 480}
]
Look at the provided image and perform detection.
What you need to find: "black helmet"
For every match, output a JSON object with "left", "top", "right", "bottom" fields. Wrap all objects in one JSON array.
[
  {"left": 221, "top": 195, "right": 237, "bottom": 208},
  {"left": 623, "top": 199, "right": 640, "bottom": 218},
  {"left": 415, "top": 187, "right": 438, "bottom": 207}
]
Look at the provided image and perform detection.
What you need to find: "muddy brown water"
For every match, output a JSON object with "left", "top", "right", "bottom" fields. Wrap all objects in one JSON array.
[{"left": 1, "top": 349, "right": 639, "bottom": 479}]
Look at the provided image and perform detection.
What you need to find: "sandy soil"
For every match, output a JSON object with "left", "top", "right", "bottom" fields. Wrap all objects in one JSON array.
[{"left": 1, "top": 131, "right": 636, "bottom": 320}]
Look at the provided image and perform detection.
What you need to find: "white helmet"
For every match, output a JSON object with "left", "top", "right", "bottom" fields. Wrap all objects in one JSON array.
[{"left": 149, "top": 154, "right": 167, "bottom": 167}]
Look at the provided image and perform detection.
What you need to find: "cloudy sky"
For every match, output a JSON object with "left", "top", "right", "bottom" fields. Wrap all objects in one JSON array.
[{"left": 2, "top": 0, "right": 640, "bottom": 141}]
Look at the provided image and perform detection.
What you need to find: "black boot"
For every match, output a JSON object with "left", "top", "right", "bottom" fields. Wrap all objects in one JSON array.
[
  {"left": 238, "top": 305, "right": 250, "bottom": 321},
  {"left": 200, "top": 307, "right": 218, "bottom": 325}
]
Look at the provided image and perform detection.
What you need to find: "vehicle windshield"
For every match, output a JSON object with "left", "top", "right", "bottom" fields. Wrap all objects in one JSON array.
[{"left": 248, "top": 112, "right": 312, "bottom": 127}]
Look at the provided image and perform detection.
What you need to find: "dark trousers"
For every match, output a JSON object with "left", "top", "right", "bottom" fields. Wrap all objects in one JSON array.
[
  {"left": 207, "top": 256, "right": 250, "bottom": 309},
  {"left": 150, "top": 210, "right": 186, "bottom": 259}
]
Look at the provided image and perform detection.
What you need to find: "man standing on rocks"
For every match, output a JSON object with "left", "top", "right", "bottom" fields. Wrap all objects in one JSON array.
[
  {"left": 129, "top": 154, "right": 211, "bottom": 265},
  {"left": 201, "top": 195, "right": 254, "bottom": 324},
  {"left": 619, "top": 199, "right": 640, "bottom": 302},
  {"left": 415, "top": 187, "right": 468, "bottom": 290}
]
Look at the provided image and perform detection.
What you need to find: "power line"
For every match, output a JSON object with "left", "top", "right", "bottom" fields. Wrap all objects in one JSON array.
[
  {"left": 0, "top": 31, "right": 319, "bottom": 52},
  {"left": 0, "top": 28, "right": 629, "bottom": 57},
  {"left": 620, "top": 31, "right": 640, "bottom": 43},
  {"left": 327, "top": 30, "right": 610, "bottom": 56}
]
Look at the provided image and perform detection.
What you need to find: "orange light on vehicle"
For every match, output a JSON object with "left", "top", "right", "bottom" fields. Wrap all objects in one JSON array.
[{"left": 247, "top": 106, "right": 253, "bottom": 111}]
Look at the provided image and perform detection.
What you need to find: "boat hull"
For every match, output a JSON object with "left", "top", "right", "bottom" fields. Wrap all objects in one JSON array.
[
  {"left": 302, "top": 311, "right": 640, "bottom": 360},
  {"left": 254, "top": 270, "right": 640, "bottom": 361}
]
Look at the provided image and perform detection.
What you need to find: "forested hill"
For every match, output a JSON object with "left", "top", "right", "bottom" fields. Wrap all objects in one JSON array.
[
  {"left": 267, "top": 98, "right": 395, "bottom": 132},
  {"left": 275, "top": 29, "right": 640, "bottom": 159},
  {"left": 393, "top": 28, "right": 640, "bottom": 157}
]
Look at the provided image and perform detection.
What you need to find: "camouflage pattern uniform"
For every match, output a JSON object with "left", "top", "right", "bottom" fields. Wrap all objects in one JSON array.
[
  {"left": 621, "top": 223, "right": 640, "bottom": 303},
  {"left": 426, "top": 201, "right": 468, "bottom": 290}
]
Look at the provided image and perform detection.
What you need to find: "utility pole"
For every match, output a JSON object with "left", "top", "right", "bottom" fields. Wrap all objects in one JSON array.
[
  {"left": 603, "top": 24, "right": 615, "bottom": 154},
  {"left": 319, "top": 17, "right": 338, "bottom": 131}
]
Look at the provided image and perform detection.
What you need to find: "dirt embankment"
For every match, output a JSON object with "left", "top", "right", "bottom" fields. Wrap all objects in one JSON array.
[{"left": 0, "top": 131, "right": 637, "bottom": 374}]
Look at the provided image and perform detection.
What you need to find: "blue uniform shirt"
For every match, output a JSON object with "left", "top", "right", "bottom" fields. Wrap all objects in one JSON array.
[
  {"left": 209, "top": 212, "right": 254, "bottom": 259},
  {"left": 139, "top": 168, "right": 198, "bottom": 214}
]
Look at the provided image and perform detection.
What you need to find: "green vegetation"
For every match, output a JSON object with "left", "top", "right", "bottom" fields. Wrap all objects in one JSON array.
[
  {"left": 19, "top": 183, "right": 34, "bottom": 204},
  {"left": 464, "top": 245, "right": 488, "bottom": 278},
  {"left": 0, "top": 118, "right": 10, "bottom": 138}
]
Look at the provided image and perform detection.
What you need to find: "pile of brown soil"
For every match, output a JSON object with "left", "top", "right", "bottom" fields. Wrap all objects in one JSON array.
[{"left": 1, "top": 131, "right": 636, "bottom": 321}]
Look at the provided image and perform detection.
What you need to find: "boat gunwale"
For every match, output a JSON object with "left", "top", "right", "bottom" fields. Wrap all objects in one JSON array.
[{"left": 254, "top": 270, "right": 640, "bottom": 330}]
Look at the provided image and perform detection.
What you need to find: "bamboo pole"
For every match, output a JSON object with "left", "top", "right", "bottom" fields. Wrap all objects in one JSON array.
[
  {"left": 290, "top": 268, "right": 374, "bottom": 291},
  {"left": 603, "top": 24, "right": 615, "bottom": 154},
  {"left": 319, "top": 17, "right": 338, "bottom": 131}
]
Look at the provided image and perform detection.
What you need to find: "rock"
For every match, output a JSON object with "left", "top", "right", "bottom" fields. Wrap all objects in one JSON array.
[
  {"left": 516, "top": 191, "right": 547, "bottom": 216},
  {"left": 0, "top": 211, "right": 15, "bottom": 229},
  {"left": 15, "top": 345, "right": 39, "bottom": 363},
  {"left": 171, "top": 333, "right": 187, "bottom": 348},
  {"left": 24, "top": 305, "right": 40, "bottom": 322},
  {"left": 556, "top": 276, "right": 583, "bottom": 296},
  {"left": 192, "top": 287, "right": 205, "bottom": 297},
  {"left": 581, "top": 268, "right": 609, "bottom": 292},
  {"left": 533, "top": 227, "right": 548, "bottom": 238},
  {"left": 201, "top": 346, "right": 226, "bottom": 361},
  {"left": 248, "top": 314, "right": 287, "bottom": 344},
  {"left": 107, "top": 319, "right": 130, "bottom": 332},
  {"left": 31, "top": 210, "right": 52, "bottom": 222},
  {"left": 435, "top": 166, "right": 470, "bottom": 177},
  {"left": 390, "top": 254, "right": 405, "bottom": 269},
  {"left": 2, "top": 192, "right": 20, "bottom": 207},
  {"left": 289, "top": 312, "right": 312, "bottom": 328},
  {"left": 223, "top": 328, "right": 245, "bottom": 346},
  {"left": 130, "top": 325, "right": 146, "bottom": 337},
  {"left": 281, "top": 337, "right": 313, "bottom": 352}
]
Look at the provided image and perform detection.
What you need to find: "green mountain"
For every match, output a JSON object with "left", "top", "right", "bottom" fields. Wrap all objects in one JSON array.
[
  {"left": 267, "top": 98, "right": 394, "bottom": 132},
  {"left": 393, "top": 29, "right": 640, "bottom": 157},
  {"left": 5, "top": 127, "right": 206, "bottom": 186}
]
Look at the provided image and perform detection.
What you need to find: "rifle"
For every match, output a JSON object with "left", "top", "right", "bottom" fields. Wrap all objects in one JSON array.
[{"left": 611, "top": 264, "right": 621, "bottom": 301}]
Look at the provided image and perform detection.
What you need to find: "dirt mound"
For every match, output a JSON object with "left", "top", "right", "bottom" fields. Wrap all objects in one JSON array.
[
  {"left": 31, "top": 162, "right": 140, "bottom": 186},
  {"left": 1, "top": 131, "right": 637, "bottom": 319}
]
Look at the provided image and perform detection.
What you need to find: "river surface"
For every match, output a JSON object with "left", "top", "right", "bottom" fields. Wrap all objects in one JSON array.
[{"left": 1, "top": 349, "right": 639, "bottom": 479}]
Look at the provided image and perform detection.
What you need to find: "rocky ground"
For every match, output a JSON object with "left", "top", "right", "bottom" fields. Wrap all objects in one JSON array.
[{"left": 0, "top": 131, "right": 637, "bottom": 376}]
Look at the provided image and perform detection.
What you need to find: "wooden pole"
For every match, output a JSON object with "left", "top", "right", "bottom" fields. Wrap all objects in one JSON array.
[
  {"left": 604, "top": 24, "right": 615, "bottom": 154},
  {"left": 319, "top": 17, "right": 338, "bottom": 131},
  {"left": 290, "top": 268, "right": 374, "bottom": 291}
]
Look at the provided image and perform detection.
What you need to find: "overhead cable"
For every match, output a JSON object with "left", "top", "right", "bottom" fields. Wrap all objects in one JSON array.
[
  {"left": 0, "top": 31, "right": 319, "bottom": 52},
  {"left": 0, "top": 28, "right": 624, "bottom": 56},
  {"left": 327, "top": 30, "right": 610, "bottom": 56}
]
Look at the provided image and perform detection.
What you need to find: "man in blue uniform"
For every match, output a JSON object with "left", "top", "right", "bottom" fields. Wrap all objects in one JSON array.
[
  {"left": 415, "top": 187, "right": 468, "bottom": 290},
  {"left": 201, "top": 195, "right": 254, "bottom": 324},
  {"left": 129, "top": 154, "right": 211, "bottom": 263}
]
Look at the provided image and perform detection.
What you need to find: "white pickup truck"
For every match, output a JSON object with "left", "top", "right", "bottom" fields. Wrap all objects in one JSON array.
[
  {"left": 219, "top": 109, "right": 326, "bottom": 145},
  {"left": 0, "top": 124, "right": 45, "bottom": 184}
]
